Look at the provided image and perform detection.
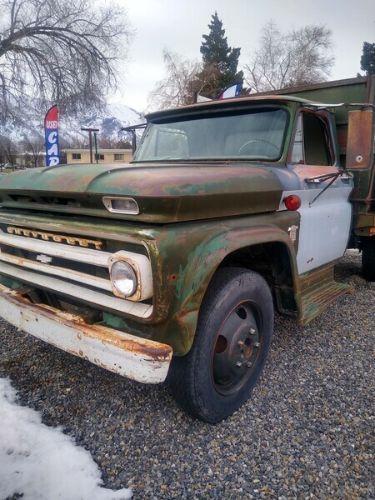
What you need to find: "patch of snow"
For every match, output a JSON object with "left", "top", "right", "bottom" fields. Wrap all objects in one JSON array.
[
  {"left": 107, "top": 103, "right": 143, "bottom": 126},
  {"left": 0, "top": 378, "right": 132, "bottom": 500}
]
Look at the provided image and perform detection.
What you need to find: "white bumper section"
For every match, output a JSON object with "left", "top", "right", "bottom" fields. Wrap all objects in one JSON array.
[{"left": 0, "top": 284, "right": 172, "bottom": 384}]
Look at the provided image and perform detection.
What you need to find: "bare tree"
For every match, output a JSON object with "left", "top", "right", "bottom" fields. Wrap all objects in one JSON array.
[
  {"left": 244, "top": 22, "right": 334, "bottom": 92},
  {"left": 0, "top": 134, "right": 18, "bottom": 164},
  {"left": 0, "top": 0, "right": 131, "bottom": 125},
  {"left": 20, "top": 131, "right": 44, "bottom": 167},
  {"left": 148, "top": 50, "right": 202, "bottom": 111}
]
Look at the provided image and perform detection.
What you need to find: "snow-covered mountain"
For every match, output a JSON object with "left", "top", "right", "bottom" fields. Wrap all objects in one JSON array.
[
  {"left": 66, "top": 103, "right": 144, "bottom": 145},
  {"left": 0, "top": 103, "right": 144, "bottom": 148}
]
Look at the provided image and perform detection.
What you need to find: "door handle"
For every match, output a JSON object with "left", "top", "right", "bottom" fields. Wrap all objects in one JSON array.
[
  {"left": 305, "top": 177, "right": 324, "bottom": 184},
  {"left": 340, "top": 173, "right": 352, "bottom": 182}
]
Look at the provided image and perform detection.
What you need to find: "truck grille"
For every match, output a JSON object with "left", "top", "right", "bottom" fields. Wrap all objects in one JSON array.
[{"left": 0, "top": 227, "right": 153, "bottom": 318}]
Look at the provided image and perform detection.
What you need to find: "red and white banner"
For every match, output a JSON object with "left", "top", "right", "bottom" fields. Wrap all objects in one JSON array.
[{"left": 44, "top": 105, "right": 60, "bottom": 167}]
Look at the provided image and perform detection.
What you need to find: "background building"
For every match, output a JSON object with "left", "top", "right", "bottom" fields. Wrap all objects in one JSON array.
[
  {"left": 1, "top": 148, "right": 133, "bottom": 170},
  {"left": 64, "top": 148, "right": 133, "bottom": 164}
]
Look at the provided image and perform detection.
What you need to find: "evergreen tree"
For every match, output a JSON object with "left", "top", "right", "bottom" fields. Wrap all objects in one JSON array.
[
  {"left": 195, "top": 12, "right": 243, "bottom": 99},
  {"left": 361, "top": 42, "right": 375, "bottom": 75}
]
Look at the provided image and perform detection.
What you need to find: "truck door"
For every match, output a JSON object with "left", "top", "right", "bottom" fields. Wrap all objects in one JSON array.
[{"left": 288, "top": 110, "right": 353, "bottom": 274}]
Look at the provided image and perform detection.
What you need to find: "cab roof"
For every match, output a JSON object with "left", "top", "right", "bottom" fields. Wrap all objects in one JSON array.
[{"left": 146, "top": 95, "right": 327, "bottom": 121}]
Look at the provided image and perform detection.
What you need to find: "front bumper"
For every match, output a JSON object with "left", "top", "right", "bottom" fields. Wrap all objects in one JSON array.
[{"left": 0, "top": 284, "right": 172, "bottom": 384}]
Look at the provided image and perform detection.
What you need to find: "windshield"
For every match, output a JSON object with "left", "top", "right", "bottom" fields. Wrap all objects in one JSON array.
[{"left": 134, "top": 107, "right": 288, "bottom": 162}]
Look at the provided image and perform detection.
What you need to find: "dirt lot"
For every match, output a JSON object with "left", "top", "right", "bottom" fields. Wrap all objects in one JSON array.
[{"left": 0, "top": 251, "right": 374, "bottom": 498}]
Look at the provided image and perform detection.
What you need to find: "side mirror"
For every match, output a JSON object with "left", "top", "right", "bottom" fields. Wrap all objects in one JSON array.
[{"left": 346, "top": 109, "right": 374, "bottom": 169}]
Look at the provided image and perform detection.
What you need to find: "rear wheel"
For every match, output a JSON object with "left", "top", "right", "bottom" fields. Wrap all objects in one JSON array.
[
  {"left": 168, "top": 268, "right": 274, "bottom": 423},
  {"left": 362, "top": 237, "right": 375, "bottom": 281}
]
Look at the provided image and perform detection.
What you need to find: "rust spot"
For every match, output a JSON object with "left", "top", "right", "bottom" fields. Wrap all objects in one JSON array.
[
  {"left": 346, "top": 109, "right": 373, "bottom": 169},
  {"left": 0, "top": 284, "right": 172, "bottom": 363}
]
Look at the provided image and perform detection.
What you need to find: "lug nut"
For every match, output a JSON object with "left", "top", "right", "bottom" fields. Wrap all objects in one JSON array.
[{"left": 250, "top": 328, "right": 256, "bottom": 335}]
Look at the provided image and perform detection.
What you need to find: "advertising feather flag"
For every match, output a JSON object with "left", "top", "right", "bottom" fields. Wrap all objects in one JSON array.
[{"left": 44, "top": 105, "right": 60, "bottom": 167}]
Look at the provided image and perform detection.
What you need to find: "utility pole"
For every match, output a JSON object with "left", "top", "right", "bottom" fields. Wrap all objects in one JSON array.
[
  {"left": 93, "top": 131, "right": 99, "bottom": 164},
  {"left": 81, "top": 127, "right": 99, "bottom": 164}
]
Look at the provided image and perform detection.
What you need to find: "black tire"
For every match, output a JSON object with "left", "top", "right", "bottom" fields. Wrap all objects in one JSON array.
[
  {"left": 168, "top": 267, "right": 274, "bottom": 424},
  {"left": 362, "top": 237, "right": 375, "bottom": 281}
]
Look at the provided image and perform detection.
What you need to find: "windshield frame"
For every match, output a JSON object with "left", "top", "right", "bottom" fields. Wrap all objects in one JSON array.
[{"left": 133, "top": 104, "right": 291, "bottom": 164}]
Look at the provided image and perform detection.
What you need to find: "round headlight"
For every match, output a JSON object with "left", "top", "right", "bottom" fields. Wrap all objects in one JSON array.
[{"left": 110, "top": 261, "right": 137, "bottom": 297}]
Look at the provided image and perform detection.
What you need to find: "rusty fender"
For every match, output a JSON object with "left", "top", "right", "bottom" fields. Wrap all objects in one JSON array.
[
  {"left": 0, "top": 284, "right": 172, "bottom": 384},
  {"left": 155, "top": 217, "right": 299, "bottom": 354}
]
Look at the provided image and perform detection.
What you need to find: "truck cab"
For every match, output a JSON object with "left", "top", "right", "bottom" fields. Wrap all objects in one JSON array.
[{"left": 0, "top": 77, "right": 374, "bottom": 422}]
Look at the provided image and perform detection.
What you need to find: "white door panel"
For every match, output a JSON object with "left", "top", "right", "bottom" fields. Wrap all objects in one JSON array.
[
  {"left": 285, "top": 110, "right": 353, "bottom": 275},
  {"left": 282, "top": 186, "right": 352, "bottom": 274}
]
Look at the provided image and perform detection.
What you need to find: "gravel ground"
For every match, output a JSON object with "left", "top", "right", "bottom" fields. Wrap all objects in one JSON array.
[{"left": 0, "top": 251, "right": 374, "bottom": 499}]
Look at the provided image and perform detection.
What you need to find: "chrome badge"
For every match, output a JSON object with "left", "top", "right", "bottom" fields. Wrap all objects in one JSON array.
[
  {"left": 36, "top": 254, "right": 53, "bottom": 264},
  {"left": 6, "top": 226, "right": 103, "bottom": 250}
]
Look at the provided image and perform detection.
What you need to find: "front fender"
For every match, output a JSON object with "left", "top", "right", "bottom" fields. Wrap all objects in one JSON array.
[{"left": 162, "top": 212, "right": 299, "bottom": 354}]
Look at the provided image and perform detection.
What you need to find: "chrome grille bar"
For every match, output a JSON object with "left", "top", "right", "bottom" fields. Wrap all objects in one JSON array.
[
  {"left": 0, "top": 226, "right": 154, "bottom": 315},
  {"left": 0, "top": 261, "right": 153, "bottom": 318},
  {"left": 0, "top": 251, "right": 112, "bottom": 292},
  {"left": 0, "top": 229, "right": 110, "bottom": 267}
]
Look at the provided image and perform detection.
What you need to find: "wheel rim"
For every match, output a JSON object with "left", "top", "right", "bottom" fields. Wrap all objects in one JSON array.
[{"left": 212, "top": 301, "right": 262, "bottom": 395}]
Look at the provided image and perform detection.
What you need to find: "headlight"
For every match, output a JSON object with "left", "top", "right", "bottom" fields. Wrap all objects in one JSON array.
[{"left": 110, "top": 260, "right": 137, "bottom": 297}]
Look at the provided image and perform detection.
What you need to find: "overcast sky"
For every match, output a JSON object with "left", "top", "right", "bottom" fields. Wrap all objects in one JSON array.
[{"left": 111, "top": 0, "right": 375, "bottom": 112}]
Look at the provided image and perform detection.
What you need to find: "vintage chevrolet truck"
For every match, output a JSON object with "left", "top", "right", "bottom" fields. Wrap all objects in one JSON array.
[{"left": 0, "top": 76, "right": 374, "bottom": 423}]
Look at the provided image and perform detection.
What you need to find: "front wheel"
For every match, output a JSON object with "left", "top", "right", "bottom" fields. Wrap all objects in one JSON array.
[
  {"left": 362, "top": 237, "right": 375, "bottom": 281},
  {"left": 168, "top": 268, "right": 274, "bottom": 423}
]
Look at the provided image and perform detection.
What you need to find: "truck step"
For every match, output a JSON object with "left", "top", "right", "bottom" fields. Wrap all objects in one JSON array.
[{"left": 298, "top": 265, "right": 353, "bottom": 325}]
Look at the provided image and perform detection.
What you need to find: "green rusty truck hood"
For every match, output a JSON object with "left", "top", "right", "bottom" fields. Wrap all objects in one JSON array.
[{"left": 0, "top": 163, "right": 283, "bottom": 223}]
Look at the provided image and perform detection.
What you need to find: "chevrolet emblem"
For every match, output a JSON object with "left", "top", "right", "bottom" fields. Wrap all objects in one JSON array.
[
  {"left": 6, "top": 226, "right": 103, "bottom": 250},
  {"left": 36, "top": 254, "right": 52, "bottom": 264}
]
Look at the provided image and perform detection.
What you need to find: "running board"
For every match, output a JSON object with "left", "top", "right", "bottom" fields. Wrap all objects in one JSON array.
[{"left": 297, "top": 264, "right": 353, "bottom": 325}]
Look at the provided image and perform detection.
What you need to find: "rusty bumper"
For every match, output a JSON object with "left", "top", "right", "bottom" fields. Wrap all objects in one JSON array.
[{"left": 0, "top": 284, "right": 172, "bottom": 384}]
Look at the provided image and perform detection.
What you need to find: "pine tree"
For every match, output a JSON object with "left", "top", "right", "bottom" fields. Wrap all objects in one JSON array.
[
  {"left": 361, "top": 42, "right": 375, "bottom": 75},
  {"left": 195, "top": 12, "right": 243, "bottom": 99}
]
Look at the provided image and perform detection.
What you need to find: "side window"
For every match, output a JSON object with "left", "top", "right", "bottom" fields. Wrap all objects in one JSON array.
[
  {"left": 291, "top": 112, "right": 332, "bottom": 166},
  {"left": 303, "top": 113, "right": 331, "bottom": 165}
]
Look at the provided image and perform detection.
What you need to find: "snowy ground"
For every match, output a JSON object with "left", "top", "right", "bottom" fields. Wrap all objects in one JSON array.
[{"left": 0, "top": 378, "right": 131, "bottom": 500}]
